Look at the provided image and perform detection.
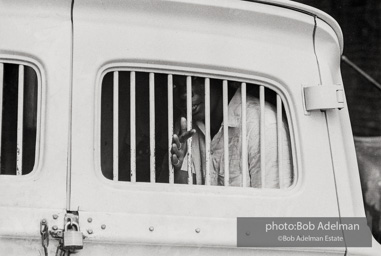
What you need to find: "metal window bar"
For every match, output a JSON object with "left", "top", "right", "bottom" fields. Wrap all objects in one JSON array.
[
  {"left": 103, "top": 70, "right": 292, "bottom": 188},
  {"left": 150, "top": 73, "right": 156, "bottom": 183},
  {"left": 130, "top": 71, "right": 136, "bottom": 182},
  {"left": 113, "top": 71, "right": 119, "bottom": 181},
  {"left": 260, "top": 85, "right": 265, "bottom": 188},
  {"left": 223, "top": 80, "right": 229, "bottom": 186},
  {"left": 277, "top": 95, "right": 283, "bottom": 189},
  {"left": 204, "top": 78, "right": 211, "bottom": 186},
  {"left": 168, "top": 75, "right": 174, "bottom": 184},
  {"left": 16, "top": 65, "right": 25, "bottom": 176},
  {"left": 241, "top": 83, "right": 248, "bottom": 187},
  {"left": 0, "top": 63, "right": 3, "bottom": 174},
  {"left": 186, "top": 76, "right": 193, "bottom": 185}
]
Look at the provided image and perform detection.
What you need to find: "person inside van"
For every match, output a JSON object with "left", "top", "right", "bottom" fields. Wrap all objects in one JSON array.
[{"left": 159, "top": 76, "right": 292, "bottom": 188}]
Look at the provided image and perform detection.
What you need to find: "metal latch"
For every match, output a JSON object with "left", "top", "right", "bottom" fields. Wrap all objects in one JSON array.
[
  {"left": 303, "top": 85, "right": 345, "bottom": 111},
  {"left": 50, "top": 212, "right": 84, "bottom": 254},
  {"left": 40, "top": 219, "right": 49, "bottom": 256}
]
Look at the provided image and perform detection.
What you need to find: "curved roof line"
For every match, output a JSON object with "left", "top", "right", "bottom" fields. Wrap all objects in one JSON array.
[{"left": 244, "top": 0, "right": 344, "bottom": 54}]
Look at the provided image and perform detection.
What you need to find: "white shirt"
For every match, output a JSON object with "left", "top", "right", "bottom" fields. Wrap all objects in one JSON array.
[{"left": 180, "top": 88, "right": 293, "bottom": 188}]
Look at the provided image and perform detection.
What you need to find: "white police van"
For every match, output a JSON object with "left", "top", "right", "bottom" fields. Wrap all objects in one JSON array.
[{"left": 0, "top": 0, "right": 380, "bottom": 255}]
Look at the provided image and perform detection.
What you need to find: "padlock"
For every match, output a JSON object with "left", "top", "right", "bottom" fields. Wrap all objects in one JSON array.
[{"left": 63, "top": 221, "right": 83, "bottom": 250}]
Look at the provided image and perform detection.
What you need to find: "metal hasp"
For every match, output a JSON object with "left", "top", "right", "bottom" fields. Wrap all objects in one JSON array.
[
  {"left": 50, "top": 212, "right": 84, "bottom": 253},
  {"left": 303, "top": 85, "right": 345, "bottom": 111},
  {"left": 40, "top": 219, "right": 49, "bottom": 256},
  {"left": 62, "top": 213, "right": 84, "bottom": 251}
]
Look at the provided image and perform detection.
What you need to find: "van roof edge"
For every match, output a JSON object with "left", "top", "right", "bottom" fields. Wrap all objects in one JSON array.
[{"left": 244, "top": 0, "right": 344, "bottom": 54}]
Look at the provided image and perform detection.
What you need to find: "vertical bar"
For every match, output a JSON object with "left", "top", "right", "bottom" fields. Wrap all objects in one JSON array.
[
  {"left": 277, "top": 95, "right": 283, "bottom": 189},
  {"left": 205, "top": 78, "right": 211, "bottom": 186},
  {"left": 241, "top": 83, "right": 248, "bottom": 187},
  {"left": 168, "top": 74, "right": 174, "bottom": 184},
  {"left": 186, "top": 76, "right": 193, "bottom": 185},
  {"left": 223, "top": 80, "right": 229, "bottom": 186},
  {"left": 260, "top": 86, "right": 265, "bottom": 188},
  {"left": 130, "top": 72, "right": 136, "bottom": 182},
  {"left": 0, "top": 64, "right": 3, "bottom": 174},
  {"left": 113, "top": 71, "right": 119, "bottom": 181},
  {"left": 149, "top": 73, "right": 156, "bottom": 183},
  {"left": 16, "top": 65, "right": 24, "bottom": 176}
]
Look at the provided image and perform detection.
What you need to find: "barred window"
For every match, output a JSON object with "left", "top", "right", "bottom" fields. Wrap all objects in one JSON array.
[
  {"left": 0, "top": 63, "right": 39, "bottom": 175},
  {"left": 101, "top": 70, "right": 294, "bottom": 188}
]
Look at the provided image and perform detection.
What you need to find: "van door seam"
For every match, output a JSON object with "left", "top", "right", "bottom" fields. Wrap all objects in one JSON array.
[
  {"left": 313, "top": 15, "right": 348, "bottom": 255},
  {"left": 312, "top": 16, "right": 323, "bottom": 85},
  {"left": 66, "top": 0, "right": 75, "bottom": 211}
]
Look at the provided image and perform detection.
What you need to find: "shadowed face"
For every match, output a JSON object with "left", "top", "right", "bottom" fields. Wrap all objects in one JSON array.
[{"left": 173, "top": 76, "right": 222, "bottom": 122}]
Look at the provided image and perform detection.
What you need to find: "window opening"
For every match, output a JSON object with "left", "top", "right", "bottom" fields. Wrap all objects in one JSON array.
[
  {"left": 0, "top": 63, "right": 38, "bottom": 175},
  {"left": 101, "top": 70, "right": 293, "bottom": 188}
]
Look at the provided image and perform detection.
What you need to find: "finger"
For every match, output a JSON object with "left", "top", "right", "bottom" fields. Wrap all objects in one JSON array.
[
  {"left": 171, "top": 154, "right": 181, "bottom": 167},
  {"left": 180, "top": 117, "right": 187, "bottom": 135},
  {"left": 171, "top": 143, "right": 180, "bottom": 156},
  {"left": 179, "top": 129, "right": 196, "bottom": 143},
  {"left": 172, "top": 134, "right": 181, "bottom": 149}
]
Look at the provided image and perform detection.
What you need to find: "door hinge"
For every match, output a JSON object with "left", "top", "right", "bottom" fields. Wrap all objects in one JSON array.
[{"left": 303, "top": 85, "right": 345, "bottom": 111}]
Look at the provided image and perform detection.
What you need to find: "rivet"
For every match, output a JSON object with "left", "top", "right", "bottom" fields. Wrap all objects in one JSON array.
[
  {"left": 101, "top": 224, "right": 106, "bottom": 230},
  {"left": 41, "top": 219, "right": 47, "bottom": 224},
  {"left": 53, "top": 214, "right": 58, "bottom": 220},
  {"left": 245, "top": 231, "right": 251, "bottom": 236},
  {"left": 87, "top": 218, "right": 93, "bottom": 223},
  {"left": 52, "top": 225, "right": 58, "bottom": 230},
  {"left": 195, "top": 228, "right": 201, "bottom": 233},
  {"left": 149, "top": 226, "right": 154, "bottom": 232},
  {"left": 87, "top": 229, "right": 93, "bottom": 234}
]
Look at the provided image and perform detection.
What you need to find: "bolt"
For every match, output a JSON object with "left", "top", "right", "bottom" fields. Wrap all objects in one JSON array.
[
  {"left": 53, "top": 214, "right": 58, "bottom": 220},
  {"left": 195, "top": 228, "right": 201, "bottom": 233},
  {"left": 87, "top": 229, "right": 93, "bottom": 234},
  {"left": 149, "top": 226, "right": 154, "bottom": 232},
  {"left": 87, "top": 218, "right": 93, "bottom": 223},
  {"left": 52, "top": 225, "right": 58, "bottom": 230},
  {"left": 101, "top": 224, "right": 106, "bottom": 230}
]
